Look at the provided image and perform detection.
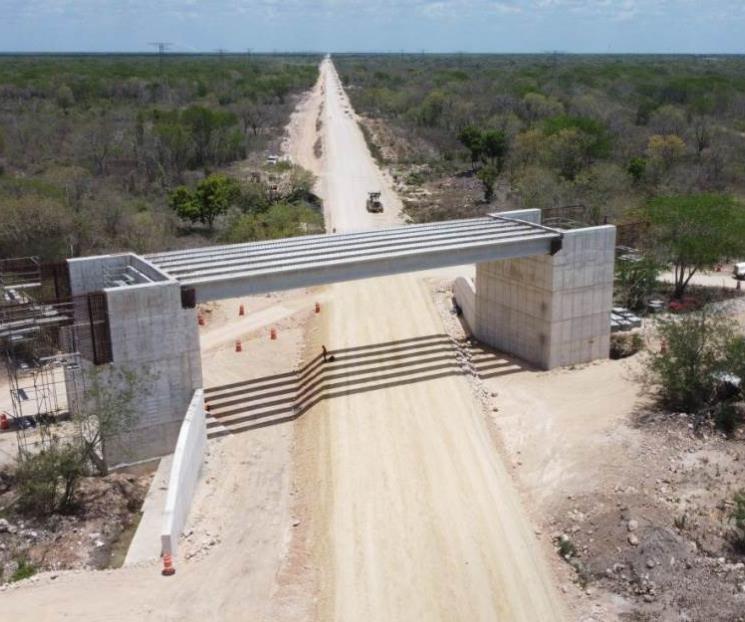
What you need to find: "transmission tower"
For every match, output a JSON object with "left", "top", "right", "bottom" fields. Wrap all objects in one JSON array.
[{"left": 148, "top": 41, "right": 172, "bottom": 70}]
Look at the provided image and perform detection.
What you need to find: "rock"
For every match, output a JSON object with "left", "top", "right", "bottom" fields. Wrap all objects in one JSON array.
[
  {"left": 628, "top": 534, "right": 640, "bottom": 546},
  {"left": 0, "top": 518, "right": 11, "bottom": 533},
  {"left": 94, "top": 539, "right": 105, "bottom": 548},
  {"left": 627, "top": 519, "right": 639, "bottom": 532},
  {"left": 646, "top": 559, "right": 656, "bottom": 569}
]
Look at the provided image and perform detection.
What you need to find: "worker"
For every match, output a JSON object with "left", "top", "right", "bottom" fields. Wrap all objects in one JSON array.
[{"left": 322, "top": 345, "right": 328, "bottom": 362}]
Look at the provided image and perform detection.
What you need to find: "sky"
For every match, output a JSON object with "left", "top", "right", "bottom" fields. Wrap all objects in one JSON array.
[{"left": 1, "top": 0, "right": 744, "bottom": 54}]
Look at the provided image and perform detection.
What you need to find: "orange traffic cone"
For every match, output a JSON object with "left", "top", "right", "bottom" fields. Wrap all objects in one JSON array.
[
  {"left": 235, "top": 340, "right": 243, "bottom": 352},
  {"left": 270, "top": 328, "right": 277, "bottom": 340},
  {"left": 161, "top": 553, "right": 175, "bottom": 576},
  {"left": 239, "top": 304, "right": 245, "bottom": 316},
  {"left": 315, "top": 302, "right": 320, "bottom": 314}
]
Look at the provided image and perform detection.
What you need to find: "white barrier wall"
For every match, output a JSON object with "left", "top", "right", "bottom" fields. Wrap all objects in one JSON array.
[
  {"left": 453, "top": 276, "right": 476, "bottom": 332},
  {"left": 160, "top": 389, "right": 206, "bottom": 557}
]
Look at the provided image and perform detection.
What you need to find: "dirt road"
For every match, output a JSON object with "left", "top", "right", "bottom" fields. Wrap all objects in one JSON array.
[
  {"left": 3, "top": 58, "right": 562, "bottom": 621},
  {"left": 291, "top": 58, "right": 563, "bottom": 621}
]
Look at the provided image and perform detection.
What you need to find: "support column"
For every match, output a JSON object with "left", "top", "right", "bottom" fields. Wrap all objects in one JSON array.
[{"left": 474, "top": 225, "right": 615, "bottom": 370}]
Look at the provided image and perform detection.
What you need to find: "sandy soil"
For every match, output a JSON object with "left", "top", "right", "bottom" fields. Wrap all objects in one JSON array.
[{"left": 274, "top": 59, "right": 563, "bottom": 622}]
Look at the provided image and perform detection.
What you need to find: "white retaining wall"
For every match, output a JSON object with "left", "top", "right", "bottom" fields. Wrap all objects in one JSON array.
[
  {"left": 160, "top": 389, "right": 206, "bottom": 557},
  {"left": 453, "top": 276, "right": 476, "bottom": 333}
]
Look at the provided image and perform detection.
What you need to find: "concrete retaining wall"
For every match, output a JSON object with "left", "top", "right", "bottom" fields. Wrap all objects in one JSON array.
[
  {"left": 453, "top": 276, "right": 476, "bottom": 333},
  {"left": 161, "top": 389, "right": 206, "bottom": 557}
]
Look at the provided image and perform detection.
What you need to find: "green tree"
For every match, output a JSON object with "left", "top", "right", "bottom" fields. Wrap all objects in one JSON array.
[
  {"left": 646, "top": 310, "right": 736, "bottom": 413},
  {"left": 195, "top": 174, "right": 241, "bottom": 229},
  {"left": 15, "top": 440, "right": 86, "bottom": 516},
  {"left": 169, "top": 174, "right": 241, "bottom": 230},
  {"left": 223, "top": 201, "right": 323, "bottom": 243},
  {"left": 168, "top": 186, "right": 200, "bottom": 223},
  {"left": 627, "top": 157, "right": 647, "bottom": 183},
  {"left": 645, "top": 194, "right": 745, "bottom": 298},
  {"left": 458, "top": 126, "right": 483, "bottom": 170},
  {"left": 481, "top": 129, "right": 508, "bottom": 173},
  {"left": 477, "top": 164, "right": 499, "bottom": 202}
]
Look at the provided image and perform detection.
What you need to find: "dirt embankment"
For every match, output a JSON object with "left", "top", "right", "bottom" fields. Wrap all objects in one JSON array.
[{"left": 430, "top": 277, "right": 745, "bottom": 622}]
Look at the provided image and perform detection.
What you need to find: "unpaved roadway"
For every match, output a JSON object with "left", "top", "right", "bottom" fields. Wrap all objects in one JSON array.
[
  {"left": 2, "top": 58, "right": 563, "bottom": 621},
  {"left": 291, "top": 58, "right": 563, "bottom": 621}
]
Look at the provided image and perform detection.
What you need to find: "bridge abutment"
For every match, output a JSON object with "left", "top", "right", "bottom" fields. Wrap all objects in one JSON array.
[
  {"left": 68, "top": 254, "right": 202, "bottom": 467},
  {"left": 472, "top": 215, "right": 615, "bottom": 370}
]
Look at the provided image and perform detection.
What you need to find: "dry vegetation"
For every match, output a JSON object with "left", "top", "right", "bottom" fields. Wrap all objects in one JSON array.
[
  {"left": 335, "top": 54, "right": 745, "bottom": 224},
  {"left": 0, "top": 53, "right": 323, "bottom": 260}
]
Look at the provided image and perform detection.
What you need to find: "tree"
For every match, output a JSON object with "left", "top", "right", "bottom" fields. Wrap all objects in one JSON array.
[
  {"left": 481, "top": 129, "right": 508, "bottom": 173},
  {"left": 15, "top": 439, "right": 86, "bottom": 516},
  {"left": 477, "top": 164, "right": 499, "bottom": 202},
  {"left": 458, "top": 125, "right": 483, "bottom": 169},
  {"left": 627, "top": 157, "right": 647, "bottom": 183},
  {"left": 169, "top": 174, "right": 241, "bottom": 230},
  {"left": 76, "top": 366, "right": 148, "bottom": 475},
  {"left": 645, "top": 310, "right": 737, "bottom": 413},
  {"left": 195, "top": 174, "right": 241, "bottom": 229},
  {"left": 222, "top": 201, "right": 323, "bottom": 243},
  {"left": 647, "top": 134, "right": 686, "bottom": 170},
  {"left": 644, "top": 194, "right": 745, "bottom": 298}
]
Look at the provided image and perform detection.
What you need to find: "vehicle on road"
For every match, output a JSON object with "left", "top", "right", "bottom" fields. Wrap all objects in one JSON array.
[{"left": 366, "top": 191, "right": 383, "bottom": 213}]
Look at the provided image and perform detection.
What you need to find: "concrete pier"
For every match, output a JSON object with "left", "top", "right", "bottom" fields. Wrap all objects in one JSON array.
[
  {"left": 471, "top": 211, "right": 615, "bottom": 369},
  {"left": 68, "top": 254, "right": 202, "bottom": 467}
]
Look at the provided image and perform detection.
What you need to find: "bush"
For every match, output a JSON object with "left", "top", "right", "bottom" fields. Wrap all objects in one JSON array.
[
  {"left": 646, "top": 310, "right": 739, "bottom": 412},
  {"left": 714, "top": 402, "right": 742, "bottom": 437},
  {"left": 10, "top": 557, "right": 37, "bottom": 582},
  {"left": 15, "top": 441, "right": 86, "bottom": 517},
  {"left": 615, "top": 254, "right": 659, "bottom": 312},
  {"left": 610, "top": 332, "right": 644, "bottom": 360},
  {"left": 730, "top": 490, "right": 745, "bottom": 554}
]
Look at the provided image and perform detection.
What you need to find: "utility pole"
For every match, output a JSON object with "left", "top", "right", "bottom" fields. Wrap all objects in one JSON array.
[{"left": 148, "top": 42, "right": 172, "bottom": 71}]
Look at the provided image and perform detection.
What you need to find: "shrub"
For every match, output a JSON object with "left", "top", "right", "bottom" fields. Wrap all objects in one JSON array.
[
  {"left": 10, "top": 558, "right": 37, "bottom": 583},
  {"left": 610, "top": 332, "right": 644, "bottom": 360},
  {"left": 646, "top": 310, "right": 737, "bottom": 412},
  {"left": 15, "top": 441, "right": 86, "bottom": 517},
  {"left": 714, "top": 402, "right": 742, "bottom": 437},
  {"left": 615, "top": 254, "right": 659, "bottom": 312},
  {"left": 730, "top": 490, "right": 745, "bottom": 554}
]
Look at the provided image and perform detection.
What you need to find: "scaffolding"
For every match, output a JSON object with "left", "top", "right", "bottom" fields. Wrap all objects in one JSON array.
[{"left": 0, "top": 257, "right": 85, "bottom": 458}]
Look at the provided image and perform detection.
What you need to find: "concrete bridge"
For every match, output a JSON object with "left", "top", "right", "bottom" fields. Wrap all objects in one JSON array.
[
  {"left": 65, "top": 209, "right": 615, "bottom": 465},
  {"left": 145, "top": 214, "right": 563, "bottom": 301}
]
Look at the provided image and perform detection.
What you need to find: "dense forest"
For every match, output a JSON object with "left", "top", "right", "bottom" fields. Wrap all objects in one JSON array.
[
  {"left": 0, "top": 54, "right": 322, "bottom": 261},
  {"left": 335, "top": 54, "right": 745, "bottom": 224}
]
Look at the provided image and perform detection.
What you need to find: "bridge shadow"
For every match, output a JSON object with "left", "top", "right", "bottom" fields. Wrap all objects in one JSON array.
[{"left": 204, "top": 333, "right": 528, "bottom": 438}]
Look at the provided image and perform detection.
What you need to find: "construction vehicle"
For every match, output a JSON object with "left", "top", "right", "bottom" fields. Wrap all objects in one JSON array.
[{"left": 366, "top": 191, "right": 383, "bottom": 213}]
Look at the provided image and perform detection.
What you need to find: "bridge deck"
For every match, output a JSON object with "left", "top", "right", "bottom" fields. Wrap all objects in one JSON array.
[{"left": 147, "top": 215, "right": 562, "bottom": 302}]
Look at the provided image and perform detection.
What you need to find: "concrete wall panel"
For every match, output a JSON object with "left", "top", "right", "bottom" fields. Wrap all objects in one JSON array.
[{"left": 161, "top": 390, "right": 206, "bottom": 557}]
